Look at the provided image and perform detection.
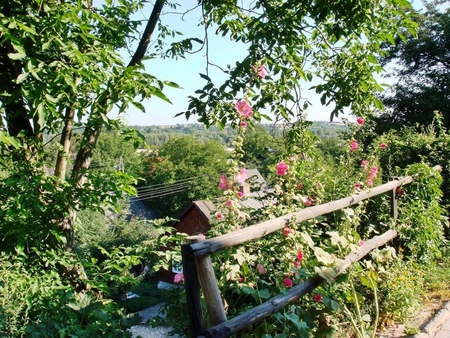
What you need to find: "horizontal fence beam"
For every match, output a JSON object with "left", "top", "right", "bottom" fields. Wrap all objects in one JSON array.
[
  {"left": 191, "top": 176, "right": 413, "bottom": 258},
  {"left": 198, "top": 229, "right": 398, "bottom": 338}
]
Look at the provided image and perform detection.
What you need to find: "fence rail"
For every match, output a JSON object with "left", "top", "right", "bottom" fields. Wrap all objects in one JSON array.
[{"left": 180, "top": 168, "right": 435, "bottom": 338}]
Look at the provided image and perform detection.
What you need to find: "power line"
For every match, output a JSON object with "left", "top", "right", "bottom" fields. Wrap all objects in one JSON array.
[
  {"left": 131, "top": 173, "right": 219, "bottom": 201},
  {"left": 134, "top": 182, "right": 192, "bottom": 198},
  {"left": 135, "top": 175, "right": 207, "bottom": 192},
  {"left": 130, "top": 186, "right": 191, "bottom": 201}
]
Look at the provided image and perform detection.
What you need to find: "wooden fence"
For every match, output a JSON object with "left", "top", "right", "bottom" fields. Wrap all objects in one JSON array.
[{"left": 180, "top": 170, "right": 428, "bottom": 338}]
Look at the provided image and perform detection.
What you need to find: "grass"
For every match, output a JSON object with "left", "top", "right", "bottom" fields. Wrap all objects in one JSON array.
[{"left": 421, "top": 254, "right": 450, "bottom": 305}]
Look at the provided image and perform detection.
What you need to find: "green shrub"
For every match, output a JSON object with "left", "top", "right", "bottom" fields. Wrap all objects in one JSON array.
[
  {"left": 121, "top": 296, "right": 160, "bottom": 313},
  {"left": 0, "top": 249, "right": 139, "bottom": 338}
]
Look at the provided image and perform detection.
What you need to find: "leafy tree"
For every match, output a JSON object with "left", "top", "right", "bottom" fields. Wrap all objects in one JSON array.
[
  {"left": 181, "top": 0, "right": 416, "bottom": 127},
  {"left": 139, "top": 136, "right": 229, "bottom": 217},
  {"left": 241, "top": 124, "right": 282, "bottom": 175},
  {"left": 0, "top": 0, "right": 174, "bottom": 254},
  {"left": 0, "top": 0, "right": 415, "bottom": 254},
  {"left": 91, "top": 131, "right": 143, "bottom": 177},
  {"left": 377, "top": 3, "right": 450, "bottom": 131},
  {"left": 0, "top": 2, "right": 420, "bottom": 325}
]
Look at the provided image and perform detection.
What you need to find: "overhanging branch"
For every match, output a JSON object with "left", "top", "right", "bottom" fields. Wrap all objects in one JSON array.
[{"left": 128, "top": 0, "right": 165, "bottom": 67}]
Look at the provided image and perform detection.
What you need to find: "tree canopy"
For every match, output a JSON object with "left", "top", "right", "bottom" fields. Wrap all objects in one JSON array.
[
  {"left": 139, "top": 136, "right": 229, "bottom": 218},
  {"left": 0, "top": 0, "right": 416, "bottom": 273},
  {"left": 377, "top": 3, "right": 450, "bottom": 130}
]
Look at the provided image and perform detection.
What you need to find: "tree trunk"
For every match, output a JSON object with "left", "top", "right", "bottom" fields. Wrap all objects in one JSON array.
[
  {"left": 55, "top": 108, "right": 75, "bottom": 180},
  {"left": 62, "top": 0, "right": 166, "bottom": 250}
]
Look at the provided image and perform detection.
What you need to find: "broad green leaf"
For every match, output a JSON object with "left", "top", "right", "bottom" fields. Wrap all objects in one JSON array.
[
  {"left": 150, "top": 88, "right": 172, "bottom": 103},
  {"left": 163, "top": 80, "right": 181, "bottom": 89},
  {"left": 8, "top": 52, "right": 26, "bottom": 60},
  {"left": 258, "top": 288, "right": 271, "bottom": 300},
  {"left": 16, "top": 73, "right": 28, "bottom": 84},
  {"left": 313, "top": 247, "right": 336, "bottom": 265}
]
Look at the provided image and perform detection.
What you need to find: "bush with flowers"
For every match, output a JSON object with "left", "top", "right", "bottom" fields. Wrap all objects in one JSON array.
[{"left": 156, "top": 73, "right": 447, "bottom": 337}]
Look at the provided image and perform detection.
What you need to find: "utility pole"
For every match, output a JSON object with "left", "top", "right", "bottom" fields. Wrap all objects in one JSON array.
[{"left": 118, "top": 156, "right": 124, "bottom": 172}]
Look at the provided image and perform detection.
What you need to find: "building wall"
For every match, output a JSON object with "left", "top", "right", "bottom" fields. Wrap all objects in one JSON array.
[
  {"left": 174, "top": 206, "right": 211, "bottom": 236},
  {"left": 160, "top": 205, "right": 211, "bottom": 284}
]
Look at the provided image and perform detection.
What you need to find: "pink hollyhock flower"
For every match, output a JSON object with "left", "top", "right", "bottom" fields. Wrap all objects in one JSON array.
[
  {"left": 357, "top": 117, "right": 364, "bottom": 125},
  {"left": 283, "top": 227, "right": 292, "bottom": 236},
  {"left": 372, "top": 166, "right": 378, "bottom": 174},
  {"left": 302, "top": 196, "right": 311, "bottom": 206},
  {"left": 359, "top": 240, "right": 365, "bottom": 246},
  {"left": 238, "top": 276, "right": 245, "bottom": 283},
  {"left": 271, "top": 200, "right": 277, "bottom": 205},
  {"left": 380, "top": 142, "right": 387, "bottom": 149},
  {"left": 284, "top": 278, "right": 293, "bottom": 287},
  {"left": 217, "top": 213, "right": 223, "bottom": 220},
  {"left": 253, "top": 65, "right": 266, "bottom": 78},
  {"left": 218, "top": 174, "right": 228, "bottom": 190},
  {"left": 236, "top": 168, "right": 248, "bottom": 183},
  {"left": 298, "top": 184, "right": 303, "bottom": 190},
  {"left": 225, "top": 200, "right": 233, "bottom": 208},
  {"left": 297, "top": 251, "right": 303, "bottom": 261},
  {"left": 367, "top": 178, "right": 373, "bottom": 186},
  {"left": 361, "top": 160, "right": 368, "bottom": 167},
  {"left": 240, "top": 121, "right": 248, "bottom": 128},
  {"left": 350, "top": 140, "right": 358, "bottom": 151},
  {"left": 237, "top": 191, "right": 244, "bottom": 198},
  {"left": 294, "top": 261, "right": 301, "bottom": 267},
  {"left": 314, "top": 294, "right": 323, "bottom": 302},
  {"left": 174, "top": 273, "right": 184, "bottom": 284},
  {"left": 256, "top": 263, "right": 265, "bottom": 274},
  {"left": 276, "top": 161, "right": 289, "bottom": 175},
  {"left": 355, "top": 183, "right": 361, "bottom": 191},
  {"left": 235, "top": 100, "right": 253, "bottom": 119}
]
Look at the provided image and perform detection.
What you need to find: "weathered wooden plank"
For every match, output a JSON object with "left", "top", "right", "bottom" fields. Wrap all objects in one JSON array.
[
  {"left": 334, "top": 229, "right": 398, "bottom": 275},
  {"left": 191, "top": 177, "right": 412, "bottom": 258},
  {"left": 197, "top": 229, "right": 398, "bottom": 338}
]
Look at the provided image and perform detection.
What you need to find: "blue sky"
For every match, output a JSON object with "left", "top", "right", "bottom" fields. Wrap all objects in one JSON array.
[{"left": 114, "top": 0, "right": 424, "bottom": 126}]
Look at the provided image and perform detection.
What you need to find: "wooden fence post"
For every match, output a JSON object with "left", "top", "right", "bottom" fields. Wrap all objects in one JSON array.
[
  {"left": 189, "top": 235, "right": 227, "bottom": 327},
  {"left": 390, "top": 187, "right": 398, "bottom": 221},
  {"left": 182, "top": 240, "right": 206, "bottom": 337}
]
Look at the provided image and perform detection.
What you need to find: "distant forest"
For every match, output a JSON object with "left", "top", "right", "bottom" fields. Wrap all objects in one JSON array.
[{"left": 132, "top": 121, "right": 347, "bottom": 147}]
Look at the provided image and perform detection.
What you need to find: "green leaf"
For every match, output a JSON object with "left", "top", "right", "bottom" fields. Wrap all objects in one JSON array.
[
  {"left": 8, "top": 52, "right": 26, "bottom": 60},
  {"left": 0, "top": 131, "right": 20, "bottom": 148},
  {"left": 131, "top": 100, "right": 146, "bottom": 112},
  {"left": 17, "top": 22, "right": 37, "bottom": 35},
  {"left": 258, "top": 288, "right": 271, "bottom": 300},
  {"left": 199, "top": 73, "right": 212, "bottom": 82},
  {"left": 359, "top": 275, "right": 372, "bottom": 289},
  {"left": 16, "top": 73, "right": 28, "bottom": 84},
  {"left": 150, "top": 88, "right": 172, "bottom": 103},
  {"left": 163, "top": 80, "right": 181, "bottom": 89},
  {"left": 241, "top": 285, "right": 256, "bottom": 297}
]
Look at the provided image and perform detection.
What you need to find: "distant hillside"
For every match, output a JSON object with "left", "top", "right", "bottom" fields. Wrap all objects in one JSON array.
[{"left": 132, "top": 122, "right": 347, "bottom": 147}]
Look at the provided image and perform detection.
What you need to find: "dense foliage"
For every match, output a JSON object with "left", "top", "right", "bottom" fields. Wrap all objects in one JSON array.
[
  {"left": 2, "top": 0, "right": 446, "bottom": 337},
  {"left": 377, "top": 3, "right": 450, "bottom": 130},
  {"left": 138, "top": 136, "right": 229, "bottom": 218},
  {"left": 159, "top": 115, "right": 448, "bottom": 338}
]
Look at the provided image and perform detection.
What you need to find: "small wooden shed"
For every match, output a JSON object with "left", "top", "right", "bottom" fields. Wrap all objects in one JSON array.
[{"left": 159, "top": 169, "right": 270, "bottom": 284}]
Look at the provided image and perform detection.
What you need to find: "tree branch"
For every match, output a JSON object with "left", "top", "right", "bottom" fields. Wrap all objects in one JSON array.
[{"left": 128, "top": 0, "right": 165, "bottom": 67}]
